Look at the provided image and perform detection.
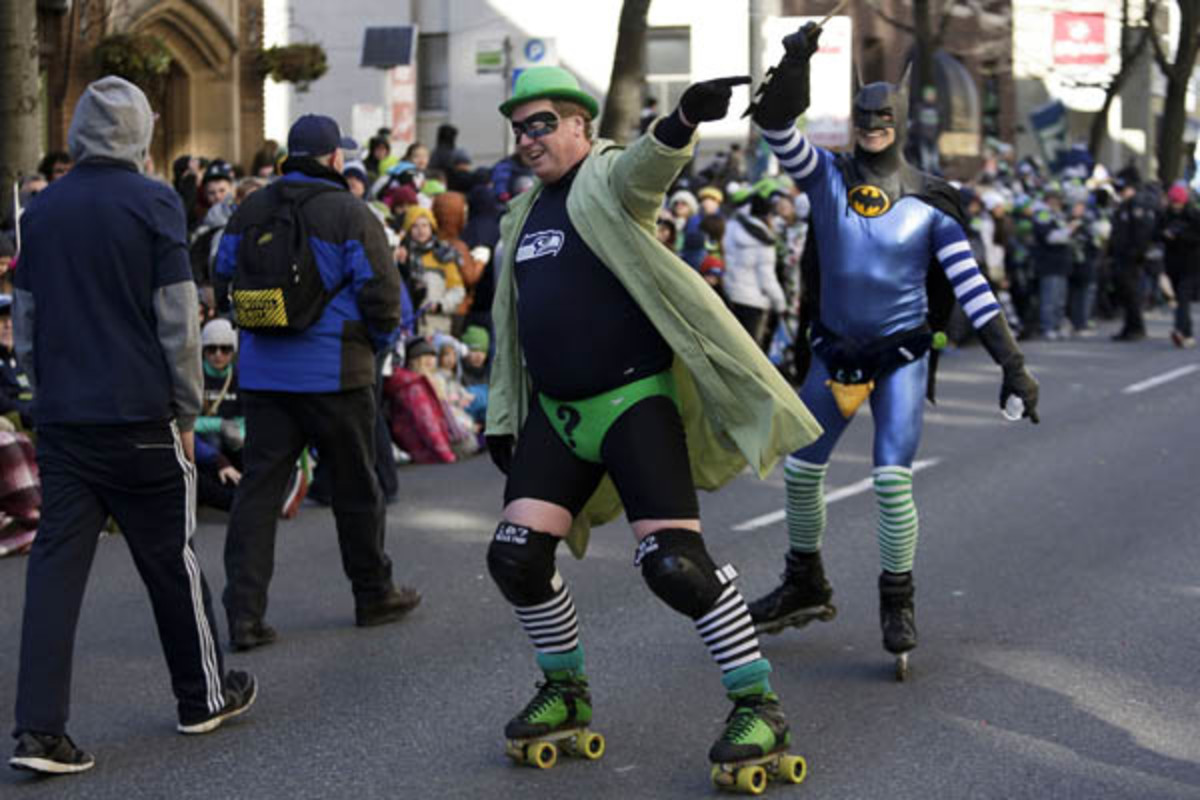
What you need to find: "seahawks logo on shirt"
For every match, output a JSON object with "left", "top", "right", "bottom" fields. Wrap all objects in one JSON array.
[
  {"left": 848, "top": 184, "right": 891, "bottom": 217},
  {"left": 516, "top": 229, "right": 566, "bottom": 262}
]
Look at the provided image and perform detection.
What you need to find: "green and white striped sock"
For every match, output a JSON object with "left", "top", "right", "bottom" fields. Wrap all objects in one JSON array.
[
  {"left": 874, "top": 466, "right": 918, "bottom": 573},
  {"left": 785, "top": 457, "right": 828, "bottom": 553}
]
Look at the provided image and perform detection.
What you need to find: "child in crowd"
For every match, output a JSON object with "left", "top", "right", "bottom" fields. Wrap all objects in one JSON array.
[
  {"left": 459, "top": 325, "right": 490, "bottom": 425},
  {"left": 396, "top": 206, "right": 464, "bottom": 335},
  {"left": 194, "top": 319, "right": 243, "bottom": 512}
]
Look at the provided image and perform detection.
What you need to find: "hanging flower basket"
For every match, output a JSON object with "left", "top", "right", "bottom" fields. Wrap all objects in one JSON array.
[
  {"left": 94, "top": 33, "right": 173, "bottom": 95},
  {"left": 258, "top": 43, "right": 329, "bottom": 92}
]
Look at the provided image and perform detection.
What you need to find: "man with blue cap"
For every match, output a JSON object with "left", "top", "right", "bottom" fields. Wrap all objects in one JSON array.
[
  {"left": 483, "top": 65, "right": 820, "bottom": 784},
  {"left": 215, "top": 114, "right": 420, "bottom": 651}
]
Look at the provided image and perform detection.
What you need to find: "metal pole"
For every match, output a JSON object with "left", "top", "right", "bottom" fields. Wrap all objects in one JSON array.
[{"left": 501, "top": 35, "right": 513, "bottom": 157}]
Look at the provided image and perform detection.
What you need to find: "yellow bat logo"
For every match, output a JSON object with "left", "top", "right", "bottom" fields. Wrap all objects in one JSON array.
[{"left": 848, "top": 184, "right": 891, "bottom": 217}]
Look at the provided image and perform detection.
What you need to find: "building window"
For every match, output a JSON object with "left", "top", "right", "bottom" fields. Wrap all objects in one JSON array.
[
  {"left": 419, "top": 32, "right": 448, "bottom": 112},
  {"left": 645, "top": 27, "right": 691, "bottom": 110}
]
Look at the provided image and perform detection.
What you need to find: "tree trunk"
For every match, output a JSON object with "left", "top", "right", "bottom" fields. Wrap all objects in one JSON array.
[
  {"left": 598, "top": 0, "right": 652, "bottom": 143},
  {"left": 1156, "top": 0, "right": 1200, "bottom": 185},
  {"left": 0, "top": 0, "right": 40, "bottom": 209}
]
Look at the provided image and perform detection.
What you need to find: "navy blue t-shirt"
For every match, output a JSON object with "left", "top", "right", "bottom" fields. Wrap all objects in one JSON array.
[
  {"left": 514, "top": 165, "right": 673, "bottom": 400},
  {"left": 17, "top": 159, "right": 193, "bottom": 425}
]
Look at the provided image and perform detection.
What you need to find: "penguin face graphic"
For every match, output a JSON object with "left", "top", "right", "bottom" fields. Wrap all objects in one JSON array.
[{"left": 848, "top": 184, "right": 891, "bottom": 217}]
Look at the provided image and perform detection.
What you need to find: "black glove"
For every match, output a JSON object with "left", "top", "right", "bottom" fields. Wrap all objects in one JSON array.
[
  {"left": 747, "top": 23, "right": 822, "bottom": 129},
  {"left": 976, "top": 315, "right": 1040, "bottom": 424},
  {"left": 486, "top": 434, "right": 515, "bottom": 475},
  {"left": 678, "top": 75, "right": 752, "bottom": 125}
]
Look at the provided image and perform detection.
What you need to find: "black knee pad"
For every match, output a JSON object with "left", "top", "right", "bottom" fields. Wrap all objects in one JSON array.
[
  {"left": 636, "top": 529, "right": 728, "bottom": 619},
  {"left": 486, "top": 522, "right": 561, "bottom": 607}
]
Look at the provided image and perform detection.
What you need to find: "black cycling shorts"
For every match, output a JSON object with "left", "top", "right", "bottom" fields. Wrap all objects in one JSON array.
[{"left": 503, "top": 394, "right": 699, "bottom": 522}]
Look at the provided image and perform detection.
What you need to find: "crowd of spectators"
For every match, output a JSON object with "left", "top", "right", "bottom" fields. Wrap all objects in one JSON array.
[{"left": 3, "top": 116, "right": 1199, "bottom": 558}]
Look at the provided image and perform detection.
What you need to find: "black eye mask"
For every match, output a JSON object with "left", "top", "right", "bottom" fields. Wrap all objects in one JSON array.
[{"left": 511, "top": 111, "right": 560, "bottom": 140}]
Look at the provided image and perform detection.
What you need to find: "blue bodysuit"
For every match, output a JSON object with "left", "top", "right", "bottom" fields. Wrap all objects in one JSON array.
[{"left": 760, "top": 124, "right": 1003, "bottom": 577}]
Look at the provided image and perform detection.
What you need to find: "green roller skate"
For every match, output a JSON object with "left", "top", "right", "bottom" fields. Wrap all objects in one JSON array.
[
  {"left": 709, "top": 690, "right": 807, "bottom": 795},
  {"left": 504, "top": 671, "right": 605, "bottom": 770}
]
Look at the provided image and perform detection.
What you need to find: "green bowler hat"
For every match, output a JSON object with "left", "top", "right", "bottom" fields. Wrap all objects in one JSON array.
[{"left": 499, "top": 66, "right": 600, "bottom": 118}]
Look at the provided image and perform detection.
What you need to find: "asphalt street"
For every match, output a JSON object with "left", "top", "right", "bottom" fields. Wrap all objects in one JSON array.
[{"left": 2, "top": 309, "right": 1199, "bottom": 800}]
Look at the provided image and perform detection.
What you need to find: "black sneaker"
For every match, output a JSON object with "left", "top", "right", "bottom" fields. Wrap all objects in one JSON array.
[
  {"left": 355, "top": 586, "right": 422, "bottom": 627},
  {"left": 10, "top": 731, "right": 94, "bottom": 775},
  {"left": 177, "top": 670, "right": 258, "bottom": 735},
  {"left": 228, "top": 618, "right": 277, "bottom": 652}
]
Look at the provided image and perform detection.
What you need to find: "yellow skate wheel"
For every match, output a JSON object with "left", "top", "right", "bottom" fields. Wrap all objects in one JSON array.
[
  {"left": 735, "top": 765, "right": 767, "bottom": 795},
  {"left": 528, "top": 741, "right": 558, "bottom": 769},
  {"left": 711, "top": 765, "right": 726, "bottom": 787},
  {"left": 504, "top": 740, "right": 524, "bottom": 762},
  {"left": 779, "top": 754, "right": 807, "bottom": 784},
  {"left": 579, "top": 731, "right": 605, "bottom": 760}
]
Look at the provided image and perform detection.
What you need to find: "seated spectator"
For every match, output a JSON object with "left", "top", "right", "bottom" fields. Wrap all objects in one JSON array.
[
  {"left": 404, "top": 142, "right": 430, "bottom": 172},
  {"left": 0, "top": 234, "right": 16, "bottom": 295},
  {"left": 0, "top": 295, "right": 34, "bottom": 431},
  {"left": 433, "top": 334, "right": 481, "bottom": 438},
  {"left": 38, "top": 151, "right": 72, "bottom": 182},
  {"left": 386, "top": 337, "right": 460, "bottom": 463},
  {"left": 397, "top": 205, "right": 464, "bottom": 334},
  {"left": 194, "top": 319, "right": 244, "bottom": 511},
  {"left": 364, "top": 135, "right": 392, "bottom": 181},
  {"left": 431, "top": 191, "right": 481, "bottom": 322},
  {"left": 460, "top": 324, "right": 490, "bottom": 424},
  {"left": 656, "top": 213, "right": 678, "bottom": 249}
]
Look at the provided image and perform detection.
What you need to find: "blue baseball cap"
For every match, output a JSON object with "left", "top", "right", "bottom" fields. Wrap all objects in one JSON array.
[{"left": 287, "top": 114, "right": 357, "bottom": 158}]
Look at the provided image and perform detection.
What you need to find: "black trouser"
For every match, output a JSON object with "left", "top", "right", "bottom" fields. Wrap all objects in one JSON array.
[
  {"left": 223, "top": 387, "right": 393, "bottom": 625},
  {"left": 729, "top": 303, "right": 768, "bottom": 350},
  {"left": 15, "top": 422, "right": 225, "bottom": 735},
  {"left": 1114, "top": 256, "right": 1146, "bottom": 335}
]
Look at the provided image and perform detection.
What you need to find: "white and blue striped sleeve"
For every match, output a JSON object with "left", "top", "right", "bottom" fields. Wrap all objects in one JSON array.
[
  {"left": 760, "top": 126, "right": 828, "bottom": 189},
  {"left": 932, "top": 216, "right": 1001, "bottom": 329}
]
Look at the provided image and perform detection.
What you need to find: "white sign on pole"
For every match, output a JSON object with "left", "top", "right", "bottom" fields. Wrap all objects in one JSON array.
[{"left": 763, "top": 16, "right": 853, "bottom": 148}]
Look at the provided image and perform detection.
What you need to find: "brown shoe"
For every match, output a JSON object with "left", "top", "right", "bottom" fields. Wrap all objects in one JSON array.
[{"left": 355, "top": 586, "right": 422, "bottom": 627}]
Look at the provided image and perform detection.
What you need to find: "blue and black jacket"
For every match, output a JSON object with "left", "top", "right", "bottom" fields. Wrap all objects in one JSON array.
[{"left": 215, "top": 160, "right": 400, "bottom": 393}]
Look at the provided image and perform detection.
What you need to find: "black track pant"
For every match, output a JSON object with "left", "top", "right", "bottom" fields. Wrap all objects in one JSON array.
[
  {"left": 222, "top": 387, "right": 392, "bottom": 626},
  {"left": 15, "top": 422, "right": 225, "bottom": 735}
]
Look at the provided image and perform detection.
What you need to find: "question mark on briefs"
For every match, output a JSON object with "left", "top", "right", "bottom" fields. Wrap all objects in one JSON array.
[{"left": 557, "top": 405, "right": 582, "bottom": 450}]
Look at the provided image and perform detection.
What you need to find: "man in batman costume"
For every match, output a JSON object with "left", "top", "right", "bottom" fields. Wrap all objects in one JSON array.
[{"left": 745, "top": 23, "right": 1040, "bottom": 674}]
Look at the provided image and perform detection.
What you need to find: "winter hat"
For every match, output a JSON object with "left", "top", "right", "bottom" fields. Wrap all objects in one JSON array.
[
  {"left": 421, "top": 179, "right": 447, "bottom": 196},
  {"left": 203, "top": 159, "right": 235, "bottom": 184},
  {"left": 0, "top": 294, "right": 12, "bottom": 316},
  {"left": 697, "top": 186, "right": 724, "bottom": 205},
  {"left": 462, "top": 325, "right": 490, "bottom": 353},
  {"left": 500, "top": 66, "right": 599, "bottom": 118},
  {"left": 406, "top": 336, "right": 437, "bottom": 360},
  {"left": 0, "top": 232, "right": 15, "bottom": 259},
  {"left": 669, "top": 190, "right": 699, "bottom": 217},
  {"left": 1167, "top": 182, "right": 1190, "bottom": 205},
  {"left": 402, "top": 205, "right": 438, "bottom": 234},
  {"left": 201, "top": 318, "right": 237, "bottom": 351},
  {"left": 343, "top": 160, "right": 369, "bottom": 184}
]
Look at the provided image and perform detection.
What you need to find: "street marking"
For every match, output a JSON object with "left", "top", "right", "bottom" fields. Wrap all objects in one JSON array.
[
  {"left": 1121, "top": 364, "right": 1200, "bottom": 394},
  {"left": 733, "top": 458, "right": 941, "bottom": 531}
]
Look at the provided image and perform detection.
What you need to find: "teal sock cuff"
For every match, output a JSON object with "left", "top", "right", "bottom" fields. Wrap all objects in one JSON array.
[
  {"left": 536, "top": 645, "right": 584, "bottom": 675},
  {"left": 722, "top": 659, "right": 773, "bottom": 695}
]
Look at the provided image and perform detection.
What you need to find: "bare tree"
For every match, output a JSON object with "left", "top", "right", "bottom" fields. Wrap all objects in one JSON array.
[
  {"left": 1085, "top": 0, "right": 1160, "bottom": 159},
  {"left": 598, "top": 0, "right": 652, "bottom": 142},
  {"left": 1148, "top": 0, "right": 1200, "bottom": 184},
  {"left": 0, "top": 0, "right": 41, "bottom": 198},
  {"left": 863, "top": 0, "right": 962, "bottom": 89}
]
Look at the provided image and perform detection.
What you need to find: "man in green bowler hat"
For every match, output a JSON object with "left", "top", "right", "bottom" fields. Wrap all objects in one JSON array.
[{"left": 482, "top": 64, "right": 823, "bottom": 779}]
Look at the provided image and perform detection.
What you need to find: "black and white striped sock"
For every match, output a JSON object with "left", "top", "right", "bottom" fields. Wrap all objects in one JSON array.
[
  {"left": 695, "top": 566, "right": 764, "bottom": 674},
  {"left": 513, "top": 571, "right": 580, "bottom": 657}
]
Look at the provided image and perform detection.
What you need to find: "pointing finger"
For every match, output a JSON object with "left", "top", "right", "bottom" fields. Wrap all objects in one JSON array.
[{"left": 710, "top": 75, "right": 753, "bottom": 88}]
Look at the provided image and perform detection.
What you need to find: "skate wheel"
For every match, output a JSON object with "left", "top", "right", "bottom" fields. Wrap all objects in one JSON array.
[
  {"left": 778, "top": 754, "right": 807, "bottom": 784},
  {"left": 578, "top": 731, "right": 605, "bottom": 760},
  {"left": 735, "top": 765, "right": 767, "bottom": 795},
  {"left": 895, "top": 653, "right": 910, "bottom": 682},
  {"left": 528, "top": 741, "right": 558, "bottom": 769},
  {"left": 504, "top": 740, "right": 524, "bottom": 763}
]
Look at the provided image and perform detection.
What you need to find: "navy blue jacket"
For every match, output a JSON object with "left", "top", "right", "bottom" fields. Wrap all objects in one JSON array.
[
  {"left": 215, "top": 167, "right": 400, "bottom": 392},
  {"left": 16, "top": 159, "right": 200, "bottom": 426}
]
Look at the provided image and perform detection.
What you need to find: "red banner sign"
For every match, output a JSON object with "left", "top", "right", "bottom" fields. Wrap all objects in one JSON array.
[{"left": 1053, "top": 12, "right": 1106, "bottom": 65}]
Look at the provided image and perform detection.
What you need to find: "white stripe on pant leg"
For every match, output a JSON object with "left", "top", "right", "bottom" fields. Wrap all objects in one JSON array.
[{"left": 172, "top": 423, "right": 224, "bottom": 713}]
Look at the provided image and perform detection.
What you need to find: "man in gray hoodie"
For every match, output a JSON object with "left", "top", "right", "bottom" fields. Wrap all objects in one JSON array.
[{"left": 10, "top": 76, "right": 256, "bottom": 776}]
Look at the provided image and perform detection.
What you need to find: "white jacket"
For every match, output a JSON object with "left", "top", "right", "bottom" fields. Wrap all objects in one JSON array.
[{"left": 722, "top": 214, "right": 786, "bottom": 312}]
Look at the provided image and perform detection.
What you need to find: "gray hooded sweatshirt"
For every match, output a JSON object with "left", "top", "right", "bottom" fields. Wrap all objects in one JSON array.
[{"left": 14, "top": 76, "right": 203, "bottom": 431}]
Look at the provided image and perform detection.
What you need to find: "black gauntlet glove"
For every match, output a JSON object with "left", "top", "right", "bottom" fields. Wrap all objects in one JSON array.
[
  {"left": 486, "top": 434, "right": 515, "bottom": 475},
  {"left": 678, "top": 75, "right": 752, "bottom": 125},
  {"left": 977, "top": 315, "right": 1040, "bottom": 424},
  {"left": 747, "top": 22, "right": 822, "bottom": 129}
]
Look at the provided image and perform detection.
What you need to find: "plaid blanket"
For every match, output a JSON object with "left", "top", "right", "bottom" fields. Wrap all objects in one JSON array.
[{"left": 0, "top": 431, "right": 39, "bottom": 557}]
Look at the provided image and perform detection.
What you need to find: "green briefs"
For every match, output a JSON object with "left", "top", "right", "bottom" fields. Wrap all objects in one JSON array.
[{"left": 537, "top": 370, "right": 679, "bottom": 464}]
